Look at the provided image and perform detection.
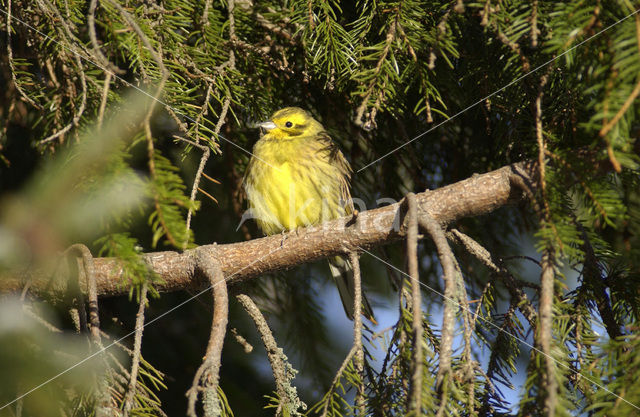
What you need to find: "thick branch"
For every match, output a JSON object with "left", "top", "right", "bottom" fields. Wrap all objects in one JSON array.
[{"left": 2, "top": 161, "right": 536, "bottom": 299}]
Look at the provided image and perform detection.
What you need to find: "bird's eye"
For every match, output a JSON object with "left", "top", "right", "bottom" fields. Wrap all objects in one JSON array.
[{"left": 285, "top": 121, "right": 293, "bottom": 128}]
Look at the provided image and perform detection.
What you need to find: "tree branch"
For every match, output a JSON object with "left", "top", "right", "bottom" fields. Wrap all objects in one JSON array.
[
  {"left": 186, "top": 249, "right": 228, "bottom": 417},
  {"left": 349, "top": 251, "right": 366, "bottom": 416},
  {"left": 2, "top": 160, "right": 537, "bottom": 299},
  {"left": 406, "top": 193, "right": 423, "bottom": 415},
  {"left": 419, "top": 210, "right": 458, "bottom": 416},
  {"left": 236, "top": 294, "right": 304, "bottom": 416}
]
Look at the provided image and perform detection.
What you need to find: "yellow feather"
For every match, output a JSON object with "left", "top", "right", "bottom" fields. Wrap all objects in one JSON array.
[
  {"left": 244, "top": 107, "right": 351, "bottom": 234},
  {"left": 243, "top": 107, "right": 375, "bottom": 323}
]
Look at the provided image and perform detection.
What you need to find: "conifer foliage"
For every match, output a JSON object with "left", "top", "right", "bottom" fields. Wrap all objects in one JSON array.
[{"left": 0, "top": 0, "right": 639, "bottom": 416}]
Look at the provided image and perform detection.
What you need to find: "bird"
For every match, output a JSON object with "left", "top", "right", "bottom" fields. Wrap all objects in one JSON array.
[{"left": 243, "top": 107, "right": 376, "bottom": 323}]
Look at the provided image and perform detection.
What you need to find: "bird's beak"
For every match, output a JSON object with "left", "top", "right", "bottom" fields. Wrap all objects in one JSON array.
[{"left": 258, "top": 121, "right": 277, "bottom": 131}]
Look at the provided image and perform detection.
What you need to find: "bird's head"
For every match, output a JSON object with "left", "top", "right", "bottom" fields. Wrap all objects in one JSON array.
[{"left": 258, "top": 107, "right": 324, "bottom": 140}]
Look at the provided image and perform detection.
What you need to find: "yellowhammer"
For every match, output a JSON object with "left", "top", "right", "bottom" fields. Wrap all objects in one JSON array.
[{"left": 243, "top": 107, "right": 375, "bottom": 323}]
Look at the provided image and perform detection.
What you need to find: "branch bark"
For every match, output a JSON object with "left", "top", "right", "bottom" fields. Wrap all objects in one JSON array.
[{"left": 1, "top": 160, "right": 536, "bottom": 299}]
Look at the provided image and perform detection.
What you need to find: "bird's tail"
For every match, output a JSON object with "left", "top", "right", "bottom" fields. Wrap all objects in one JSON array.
[{"left": 328, "top": 256, "right": 377, "bottom": 324}]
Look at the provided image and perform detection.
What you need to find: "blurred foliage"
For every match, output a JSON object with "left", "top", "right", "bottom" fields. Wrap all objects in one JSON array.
[{"left": 0, "top": 0, "right": 639, "bottom": 416}]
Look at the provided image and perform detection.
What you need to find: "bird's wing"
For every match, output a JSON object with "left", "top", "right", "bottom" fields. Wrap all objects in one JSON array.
[{"left": 315, "top": 131, "right": 353, "bottom": 214}]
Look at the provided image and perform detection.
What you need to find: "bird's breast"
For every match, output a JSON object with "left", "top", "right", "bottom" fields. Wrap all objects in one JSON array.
[{"left": 246, "top": 142, "right": 345, "bottom": 234}]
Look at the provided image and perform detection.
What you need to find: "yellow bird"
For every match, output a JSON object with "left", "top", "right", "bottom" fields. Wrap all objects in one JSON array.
[{"left": 243, "top": 107, "right": 375, "bottom": 323}]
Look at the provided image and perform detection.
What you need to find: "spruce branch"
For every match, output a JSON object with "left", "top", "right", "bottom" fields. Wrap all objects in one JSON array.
[
  {"left": 202, "top": 0, "right": 213, "bottom": 28},
  {"left": 597, "top": 12, "right": 640, "bottom": 173},
  {"left": 97, "top": 72, "right": 112, "bottom": 130},
  {"left": 354, "top": 17, "right": 397, "bottom": 129},
  {"left": 183, "top": 0, "right": 237, "bottom": 250},
  {"left": 236, "top": 293, "right": 305, "bottom": 416},
  {"left": 67, "top": 244, "right": 101, "bottom": 342},
  {"left": 535, "top": 73, "right": 559, "bottom": 417},
  {"left": 576, "top": 222, "right": 623, "bottom": 340},
  {"left": 87, "top": 0, "right": 123, "bottom": 75},
  {"left": 418, "top": 211, "right": 458, "bottom": 417},
  {"left": 452, "top": 252, "right": 477, "bottom": 417},
  {"left": 66, "top": 243, "right": 116, "bottom": 416},
  {"left": 123, "top": 283, "right": 148, "bottom": 417},
  {"left": 406, "top": 193, "right": 423, "bottom": 416},
  {"left": 181, "top": 137, "right": 211, "bottom": 250},
  {"left": 449, "top": 229, "right": 538, "bottom": 326},
  {"left": 538, "top": 250, "right": 558, "bottom": 417},
  {"left": 349, "top": 251, "right": 366, "bottom": 416},
  {"left": 2, "top": 160, "right": 541, "bottom": 298},
  {"left": 34, "top": 0, "right": 88, "bottom": 146},
  {"left": 530, "top": 0, "right": 540, "bottom": 47},
  {"left": 187, "top": 249, "right": 228, "bottom": 417},
  {"left": 319, "top": 345, "right": 357, "bottom": 417},
  {"left": 5, "top": 0, "right": 42, "bottom": 110}
]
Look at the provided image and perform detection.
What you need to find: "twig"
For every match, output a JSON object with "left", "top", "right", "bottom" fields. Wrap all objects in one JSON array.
[
  {"left": 349, "top": 252, "right": 366, "bottom": 416},
  {"left": 597, "top": 13, "right": 640, "bottom": 173},
  {"left": 531, "top": 0, "right": 540, "bottom": 47},
  {"left": 576, "top": 222, "right": 622, "bottom": 340},
  {"left": 321, "top": 346, "right": 357, "bottom": 417},
  {"left": 73, "top": 244, "right": 101, "bottom": 344},
  {"left": 535, "top": 72, "right": 558, "bottom": 417},
  {"left": 23, "top": 304, "right": 63, "bottom": 333},
  {"left": 502, "top": 254, "right": 542, "bottom": 268},
  {"left": 87, "top": 0, "right": 123, "bottom": 75},
  {"left": 187, "top": 249, "right": 228, "bottom": 417},
  {"left": 449, "top": 229, "right": 538, "bottom": 326},
  {"left": 230, "top": 327, "right": 253, "bottom": 353},
  {"left": 535, "top": 74, "right": 551, "bottom": 221},
  {"left": 66, "top": 244, "right": 114, "bottom": 416},
  {"left": 236, "top": 293, "right": 286, "bottom": 399},
  {"left": 104, "top": 0, "right": 167, "bottom": 80},
  {"left": 231, "top": 39, "right": 295, "bottom": 74},
  {"left": 201, "top": 0, "right": 213, "bottom": 28},
  {"left": 194, "top": 82, "right": 214, "bottom": 143},
  {"left": 66, "top": 244, "right": 99, "bottom": 339},
  {"left": 237, "top": 293, "right": 304, "bottom": 416},
  {"left": 539, "top": 250, "right": 557, "bottom": 417},
  {"left": 418, "top": 213, "right": 457, "bottom": 417},
  {"left": 36, "top": 0, "right": 88, "bottom": 145},
  {"left": 97, "top": 72, "right": 112, "bottom": 130},
  {"left": 123, "top": 283, "right": 148, "bottom": 417},
  {"left": 178, "top": 137, "right": 211, "bottom": 250},
  {"left": 453, "top": 256, "right": 477, "bottom": 417},
  {"left": 105, "top": 0, "right": 172, "bottom": 246},
  {"left": 64, "top": 247, "right": 89, "bottom": 334},
  {"left": 354, "top": 20, "right": 396, "bottom": 129},
  {"left": 406, "top": 193, "right": 423, "bottom": 415},
  {"left": 5, "top": 0, "right": 42, "bottom": 109},
  {"left": 183, "top": 0, "right": 236, "bottom": 248}
]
